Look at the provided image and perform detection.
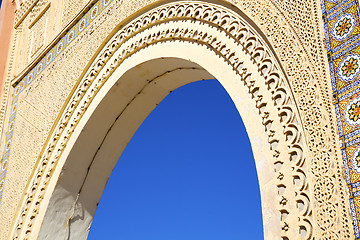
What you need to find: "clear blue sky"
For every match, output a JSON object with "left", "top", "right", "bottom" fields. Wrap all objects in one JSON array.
[{"left": 85, "top": 80, "right": 263, "bottom": 239}]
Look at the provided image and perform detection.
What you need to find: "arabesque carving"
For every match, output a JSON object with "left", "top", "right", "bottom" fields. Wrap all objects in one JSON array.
[
  {"left": 14, "top": 0, "right": 39, "bottom": 28},
  {"left": 10, "top": 1, "right": 319, "bottom": 239},
  {"left": 238, "top": 1, "right": 353, "bottom": 238},
  {"left": 0, "top": 0, "right": 354, "bottom": 239}
]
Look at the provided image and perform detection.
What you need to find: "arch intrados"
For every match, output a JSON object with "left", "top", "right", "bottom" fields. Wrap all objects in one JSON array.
[
  {"left": 38, "top": 56, "right": 216, "bottom": 239},
  {"left": 11, "top": 1, "right": 313, "bottom": 239},
  {"left": 38, "top": 41, "right": 277, "bottom": 239}
]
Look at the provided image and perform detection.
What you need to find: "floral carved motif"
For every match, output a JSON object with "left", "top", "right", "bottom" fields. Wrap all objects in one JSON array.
[
  {"left": 10, "top": 2, "right": 316, "bottom": 239},
  {"left": 242, "top": 0, "right": 354, "bottom": 238}
]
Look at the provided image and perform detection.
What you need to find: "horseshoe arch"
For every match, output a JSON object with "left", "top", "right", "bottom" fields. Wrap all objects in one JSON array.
[{"left": 0, "top": 0, "right": 353, "bottom": 239}]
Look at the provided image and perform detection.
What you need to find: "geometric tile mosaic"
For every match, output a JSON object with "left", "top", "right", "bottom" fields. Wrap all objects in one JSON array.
[
  {"left": 322, "top": 0, "right": 360, "bottom": 237},
  {"left": 0, "top": 0, "right": 113, "bottom": 206}
]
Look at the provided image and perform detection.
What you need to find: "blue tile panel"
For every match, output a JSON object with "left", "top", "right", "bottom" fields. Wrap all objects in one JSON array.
[
  {"left": 0, "top": 0, "right": 113, "bottom": 206},
  {"left": 323, "top": 0, "right": 360, "bottom": 238}
]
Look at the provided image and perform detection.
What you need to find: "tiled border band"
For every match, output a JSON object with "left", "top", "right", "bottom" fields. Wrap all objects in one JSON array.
[
  {"left": 322, "top": 0, "right": 360, "bottom": 238},
  {"left": 2, "top": 1, "right": 360, "bottom": 239},
  {"left": 0, "top": 0, "right": 114, "bottom": 206}
]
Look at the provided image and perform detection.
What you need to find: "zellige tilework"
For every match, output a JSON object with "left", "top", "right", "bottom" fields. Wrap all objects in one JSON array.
[{"left": 322, "top": 0, "right": 360, "bottom": 237}]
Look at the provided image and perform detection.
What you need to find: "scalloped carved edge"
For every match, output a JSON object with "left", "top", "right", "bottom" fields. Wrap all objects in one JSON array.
[{"left": 9, "top": 1, "right": 348, "bottom": 239}]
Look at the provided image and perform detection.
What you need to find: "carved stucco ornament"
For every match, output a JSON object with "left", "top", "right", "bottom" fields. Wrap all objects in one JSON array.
[{"left": 3, "top": 0, "right": 353, "bottom": 239}]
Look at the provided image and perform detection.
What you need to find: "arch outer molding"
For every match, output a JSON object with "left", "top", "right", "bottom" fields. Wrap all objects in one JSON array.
[{"left": 0, "top": 0, "right": 354, "bottom": 239}]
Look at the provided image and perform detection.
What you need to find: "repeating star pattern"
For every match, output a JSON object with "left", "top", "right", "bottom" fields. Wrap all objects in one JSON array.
[{"left": 322, "top": 0, "right": 360, "bottom": 237}]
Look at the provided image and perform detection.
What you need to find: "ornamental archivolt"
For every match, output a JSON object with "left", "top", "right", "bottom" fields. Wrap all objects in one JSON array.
[{"left": 9, "top": 1, "right": 345, "bottom": 239}]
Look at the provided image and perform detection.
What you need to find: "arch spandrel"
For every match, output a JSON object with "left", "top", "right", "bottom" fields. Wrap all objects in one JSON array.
[{"left": 0, "top": 0, "right": 352, "bottom": 239}]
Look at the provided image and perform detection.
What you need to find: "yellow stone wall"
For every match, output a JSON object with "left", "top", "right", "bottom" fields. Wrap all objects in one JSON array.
[{"left": 0, "top": 0, "right": 353, "bottom": 239}]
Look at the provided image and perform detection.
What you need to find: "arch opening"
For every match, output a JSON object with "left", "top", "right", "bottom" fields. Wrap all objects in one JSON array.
[
  {"left": 37, "top": 56, "right": 277, "bottom": 240},
  {"left": 87, "top": 79, "right": 264, "bottom": 240},
  {"left": 12, "top": 1, "right": 314, "bottom": 239}
]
